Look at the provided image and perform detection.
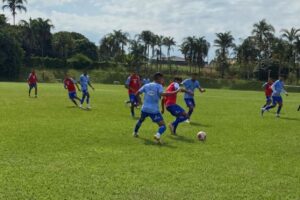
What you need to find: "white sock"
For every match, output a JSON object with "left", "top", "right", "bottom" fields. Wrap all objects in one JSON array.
[{"left": 155, "top": 133, "right": 161, "bottom": 138}]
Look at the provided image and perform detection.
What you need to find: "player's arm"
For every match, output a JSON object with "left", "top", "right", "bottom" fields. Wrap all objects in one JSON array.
[
  {"left": 161, "top": 98, "right": 165, "bottom": 114},
  {"left": 88, "top": 81, "right": 95, "bottom": 90},
  {"left": 282, "top": 85, "right": 288, "bottom": 96},
  {"left": 180, "top": 88, "right": 194, "bottom": 96},
  {"left": 198, "top": 86, "right": 206, "bottom": 93},
  {"left": 161, "top": 89, "right": 180, "bottom": 97},
  {"left": 75, "top": 83, "right": 81, "bottom": 91}
]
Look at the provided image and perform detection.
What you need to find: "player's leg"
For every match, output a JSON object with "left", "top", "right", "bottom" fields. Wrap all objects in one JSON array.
[
  {"left": 69, "top": 92, "right": 79, "bottom": 106},
  {"left": 298, "top": 105, "right": 300, "bottom": 111},
  {"left": 149, "top": 113, "right": 166, "bottom": 143},
  {"left": 276, "top": 97, "right": 283, "bottom": 117},
  {"left": 185, "top": 99, "right": 195, "bottom": 121},
  {"left": 262, "top": 96, "right": 277, "bottom": 116},
  {"left": 34, "top": 84, "right": 38, "bottom": 97},
  {"left": 80, "top": 91, "right": 87, "bottom": 107},
  {"left": 167, "top": 105, "right": 188, "bottom": 135},
  {"left": 86, "top": 92, "right": 91, "bottom": 109},
  {"left": 133, "top": 112, "right": 147, "bottom": 137},
  {"left": 29, "top": 84, "right": 32, "bottom": 97},
  {"left": 129, "top": 94, "right": 135, "bottom": 117},
  {"left": 263, "top": 96, "right": 271, "bottom": 108}
]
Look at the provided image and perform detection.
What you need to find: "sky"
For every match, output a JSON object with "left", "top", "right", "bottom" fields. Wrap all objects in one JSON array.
[{"left": 2, "top": 0, "right": 300, "bottom": 58}]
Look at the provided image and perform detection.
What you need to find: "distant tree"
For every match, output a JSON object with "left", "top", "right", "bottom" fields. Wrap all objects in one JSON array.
[
  {"left": 52, "top": 32, "right": 75, "bottom": 59},
  {"left": 139, "top": 30, "right": 153, "bottom": 59},
  {"left": 2, "top": 0, "right": 27, "bottom": 25},
  {"left": 214, "top": 32, "right": 235, "bottom": 78}
]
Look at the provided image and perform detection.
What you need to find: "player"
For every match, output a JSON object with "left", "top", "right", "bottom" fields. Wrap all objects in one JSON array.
[
  {"left": 27, "top": 70, "right": 38, "bottom": 98},
  {"left": 162, "top": 77, "right": 193, "bottom": 135},
  {"left": 261, "top": 76, "right": 288, "bottom": 117},
  {"left": 133, "top": 72, "right": 180, "bottom": 143},
  {"left": 125, "top": 72, "right": 141, "bottom": 117},
  {"left": 79, "top": 71, "right": 95, "bottom": 109},
  {"left": 64, "top": 74, "right": 81, "bottom": 106},
  {"left": 298, "top": 105, "right": 300, "bottom": 111},
  {"left": 182, "top": 73, "right": 206, "bottom": 122},
  {"left": 261, "top": 78, "right": 273, "bottom": 108}
]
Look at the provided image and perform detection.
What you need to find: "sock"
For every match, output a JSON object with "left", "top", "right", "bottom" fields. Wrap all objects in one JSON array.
[
  {"left": 172, "top": 116, "right": 189, "bottom": 132},
  {"left": 277, "top": 106, "right": 282, "bottom": 114},
  {"left": 158, "top": 125, "right": 166, "bottom": 135},
  {"left": 86, "top": 96, "right": 90, "bottom": 104},
  {"left": 134, "top": 119, "right": 144, "bottom": 133},
  {"left": 188, "top": 109, "right": 194, "bottom": 118},
  {"left": 265, "top": 105, "right": 275, "bottom": 111},
  {"left": 131, "top": 105, "right": 135, "bottom": 117},
  {"left": 81, "top": 94, "right": 86, "bottom": 104}
]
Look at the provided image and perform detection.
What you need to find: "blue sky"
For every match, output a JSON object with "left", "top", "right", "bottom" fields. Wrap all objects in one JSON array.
[{"left": 2, "top": 0, "right": 300, "bottom": 58}]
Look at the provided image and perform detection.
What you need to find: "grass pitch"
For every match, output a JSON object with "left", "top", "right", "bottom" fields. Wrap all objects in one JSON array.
[{"left": 0, "top": 82, "right": 299, "bottom": 200}]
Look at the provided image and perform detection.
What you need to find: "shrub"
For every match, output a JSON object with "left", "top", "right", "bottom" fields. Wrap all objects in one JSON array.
[{"left": 67, "top": 53, "right": 93, "bottom": 69}]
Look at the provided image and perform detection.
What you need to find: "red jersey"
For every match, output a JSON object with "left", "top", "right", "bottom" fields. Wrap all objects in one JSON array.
[
  {"left": 165, "top": 82, "right": 180, "bottom": 107},
  {"left": 264, "top": 82, "right": 273, "bottom": 97},
  {"left": 127, "top": 74, "right": 141, "bottom": 94},
  {"left": 64, "top": 78, "right": 76, "bottom": 92},
  {"left": 28, "top": 73, "right": 38, "bottom": 84}
]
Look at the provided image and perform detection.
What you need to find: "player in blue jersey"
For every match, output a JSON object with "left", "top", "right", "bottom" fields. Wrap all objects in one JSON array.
[
  {"left": 79, "top": 71, "right": 95, "bottom": 109},
  {"left": 182, "top": 73, "right": 206, "bottom": 122},
  {"left": 133, "top": 72, "right": 180, "bottom": 143},
  {"left": 261, "top": 76, "right": 288, "bottom": 117}
]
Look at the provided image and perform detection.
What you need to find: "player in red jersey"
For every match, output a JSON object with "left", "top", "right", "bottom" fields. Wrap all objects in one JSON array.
[
  {"left": 161, "top": 77, "right": 193, "bottom": 135},
  {"left": 262, "top": 78, "right": 273, "bottom": 108},
  {"left": 125, "top": 72, "right": 142, "bottom": 117},
  {"left": 27, "top": 70, "right": 38, "bottom": 98},
  {"left": 64, "top": 74, "right": 81, "bottom": 106}
]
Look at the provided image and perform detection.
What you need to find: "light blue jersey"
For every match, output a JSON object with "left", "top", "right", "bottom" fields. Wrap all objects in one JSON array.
[
  {"left": 139, "top": 82, "right": 164, "bottom": 114},
  {"left": 272, "top": 80, "right": 285, "bottom": 97},
  {"left": 80, "top": 74, "right": 90, "bottom": 91},
  {"left": 182, "top": 79, "right": 200, "bottom": 99}
]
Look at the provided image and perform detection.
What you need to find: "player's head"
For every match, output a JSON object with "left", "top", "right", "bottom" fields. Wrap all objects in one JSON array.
[
  {"left": 268, "top": 78, "right": 273, "bottom": 83},
  {"left": 83, "top": 70, "right": 88, "bottom": 76},
  {"left": 65, "top": 73, "right": 70, "bottom": 79},
  {"left": 32, "top": 69, "right": 35, "bottom": 74},
  {"left": 174, "top": 77, "right": 182, "bottom": 84},
  {"left": 279, "top": 75, "right": 286, "bottom": 81},
  {"left": 153, "top": 72, "right": 164, "bottom": 84},
  {"left": 191, "top": 73, "right": 198, "bottom": 81}
]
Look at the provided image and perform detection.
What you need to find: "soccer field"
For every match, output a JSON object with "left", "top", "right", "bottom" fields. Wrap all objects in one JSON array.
[{"left": 0, "top": 82, "right": 299, "bottom": 200}]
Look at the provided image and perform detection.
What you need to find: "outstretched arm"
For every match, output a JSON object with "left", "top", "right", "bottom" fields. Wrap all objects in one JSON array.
[
  {"left": 75, "top": 83, "right": 81, "bottom": 91},
  {"left": 88, "top": 82, "right": 95, "bottom": 90}
]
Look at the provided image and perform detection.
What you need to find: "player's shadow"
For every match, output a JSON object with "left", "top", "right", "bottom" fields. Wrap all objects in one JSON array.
[
  {"left": 189, "top": 122, "right": 212, "bottom": 127},
  {"left": 168, "top": 135, "right": 195, "bottom": 144},
  {"left": 138, "top": 137, "right": 177, "bottom": 149},
  {"left": 280, "top": 117, "right": 300, "bottom": 121},
  {"left": 66, "top": 106, "right": 78, "bottom": 109}
]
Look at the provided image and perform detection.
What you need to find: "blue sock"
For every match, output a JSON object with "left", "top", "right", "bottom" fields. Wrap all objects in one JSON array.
[
  {"left": 188, "top": 109, "right": 194, "bottom": 118},
  {"left": 86, "top": 96, "right": 90, "bottom": 104},
  {"left": 172, "top": 116, "right": 188, "bottom": 133},
  {"left": 81, "top": 94, "right": 86, "bottom": 104},
  {"left": 158, "top": 125, "right": 166, "bottom": 135},
  {"left": 265, "top": 105, "right": 275, "bottom": 111},
  {"left": 134, "top": 119, "right": 144, "bottom": 133},
  {"left": 277, "top": 106, "right": 282, "bottom": 114}
]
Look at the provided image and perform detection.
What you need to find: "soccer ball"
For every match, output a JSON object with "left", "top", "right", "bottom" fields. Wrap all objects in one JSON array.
[{"left": 197, "top": 131, "right": 207, "bottom": 141}]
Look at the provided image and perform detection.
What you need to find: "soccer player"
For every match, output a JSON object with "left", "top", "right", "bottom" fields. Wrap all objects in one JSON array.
[
  {"left": 64, "top": 74, "right": 81, "bottom": 106},
  {"left": 79, "top": 71, "right": 95, "bottom": 109},
  {"left": 162, "top": 77, "right": 193, "bottom": 135},
  {"left": 298, "top": 105, "right": 300, "bottom": 111},
  {"left": 125, "top": 72, "right": 141, "bottom": 117},
  {"left": 182, "top": 73, "right": 206, "bottom": 122},
  {"left": 133, "top": 72, "right": 180, "bottom": 143},
  {"left": 262, "top": 78, "right": 273, "bottom": 108},
  {"left": 261, "top": 76, "right": 288, "bottom": 118},
  {"left": 27, "top": 70, "right": 38, "bottom": 98}
]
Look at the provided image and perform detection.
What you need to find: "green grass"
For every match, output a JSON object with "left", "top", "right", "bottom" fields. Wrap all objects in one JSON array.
[{"left": 0, "top": 82, "right": 299, "bottom": 200}]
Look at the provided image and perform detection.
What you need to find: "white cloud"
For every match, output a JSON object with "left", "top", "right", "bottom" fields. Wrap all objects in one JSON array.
[{"left": 2, "top": 0, "right": 300, "bottom": 57}]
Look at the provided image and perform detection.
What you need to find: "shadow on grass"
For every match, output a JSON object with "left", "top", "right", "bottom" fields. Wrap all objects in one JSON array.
[
  {"left": 137, "top": 137, "right": 177, "bottom": 149},
  {"left": 167, "top": 135, "right": 195, "bottom": 144},
  {"left": 66, "top": 106, "right": 78, "bottom": 109},
  {"left": 280, "top": 117, "right": 300, "bottom": 121},
  {"left": 190, "top": 122, "right": 212, "bottom": 127}
]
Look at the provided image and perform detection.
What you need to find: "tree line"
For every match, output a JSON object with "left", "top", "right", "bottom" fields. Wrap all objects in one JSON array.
[{"left": 1, "top": 0, "right": 300, "bottom": 82}]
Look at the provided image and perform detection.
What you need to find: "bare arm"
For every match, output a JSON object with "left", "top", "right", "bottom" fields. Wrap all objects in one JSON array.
[
  {"left": 75, "top": 83, "right": 81, "bottom": 91},
  {"left": 88, "top": 82, "right": 95, "bottom": 90},
  {"left": 161, "top": 98, "right": 165, "bottom": 114}
]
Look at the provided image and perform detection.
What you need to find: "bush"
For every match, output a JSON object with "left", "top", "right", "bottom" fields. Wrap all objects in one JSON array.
[{"left": 67, "top": 53, "right": 93, "bottom": 69}]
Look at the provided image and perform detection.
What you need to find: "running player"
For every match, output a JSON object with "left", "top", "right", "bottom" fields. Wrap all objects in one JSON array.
[
  {"left": 262, "top": 78, "right": 273, "bottom": 108},
  {"left": 261, "top": 76, "right": 288, "bottom": 117},
  {"left": 64, "top": 74, "right": 81, "bottom": 106},
  {"left": 162, "top": 77, "right": 193, "bottom": 135},
  {"left": 133, "top": 72, "right": 180, "bottom": 143},
  {"left": 125, "top": 72, "right": 141, "bottom": 117},
  {"left": 79, "top": 71, "right": 95, "bottom": 109},
  {"left": 182, "top": 73, "right": 206, "bottom": 122},
  {"left": 27, "top": 70, "right": 38, "bottom": 98}
]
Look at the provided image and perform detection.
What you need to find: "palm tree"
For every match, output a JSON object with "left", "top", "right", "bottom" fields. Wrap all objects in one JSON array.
[
  {"left": 109, "top": 30, "right": 129, "bottom": 56},
  {"left": 2, "top": 0, "right": 27, "bottom": 25},
  {"left": 252, "top": 19, "right": 275, "bottom": 59},
  {"left": 194, "top": 37, "right": 210, "bottom": 72},
  {"left": 163, "top": 36, "right": 176, "bottom": 73},
  {"left": 214, "top": 32, "right": 235, "bottom": 78},
  {"left": 156, "top": 35, "right": 164, "bottom": 71},
  {"left": 138, "top": 30, "right": 154, "bottom": 60}
]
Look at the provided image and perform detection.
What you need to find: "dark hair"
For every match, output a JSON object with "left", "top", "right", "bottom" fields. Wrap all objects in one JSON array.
[
  {"left": 174, "top": 77, "right": 182, "bottom": 82},
  {"left": 153, "top": 72, "right": 163, "bottom": 81}
]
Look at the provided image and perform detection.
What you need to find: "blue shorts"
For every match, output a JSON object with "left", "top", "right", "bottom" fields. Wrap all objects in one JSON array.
[
  {"left": 29, "top": 83, "right": 37, "bottom": 89},
  {"left": 166, "top": 104, "right": 185, "bottom": 117},
  {"left": 140, "top": 111, "right": 164, "bottom": 123},
  {"left": 69, "top": 91, "right": 77, "bottom": 99},
  {"left": 129, "top": 94, "right": 138, "bottom": 105},
  {"left": 272, "top": 96, "right": 283, "bottom": 105},
  {"left": 266, "top": 96, "right": 272, "bottom": 102},
  {"left": 185, "top": 98, "right": 195, "bottom": 108}
]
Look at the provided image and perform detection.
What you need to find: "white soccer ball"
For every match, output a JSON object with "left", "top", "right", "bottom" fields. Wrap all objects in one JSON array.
[{"left": 197, "top": 131, "right": 207, "bottom": 141}]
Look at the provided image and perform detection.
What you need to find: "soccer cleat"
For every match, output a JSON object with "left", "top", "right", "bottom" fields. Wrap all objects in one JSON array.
[
  {"left": 185, "top": 119, "right": 190, "bottom": 124},
  {"left": 79, "top": 104, "right": 83, "bottom": 109},
  {"left": 133, "top": 132, "right": 139, "bottom": 138},
  {"left": 154, "top": 134, "right": 162, "bottom": 144},
  {"left": 168, "top": 124, "right": 176, "bottom": 135},
  {"left": 87, "top": 104, "right": 92, "bottom": 109}
]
